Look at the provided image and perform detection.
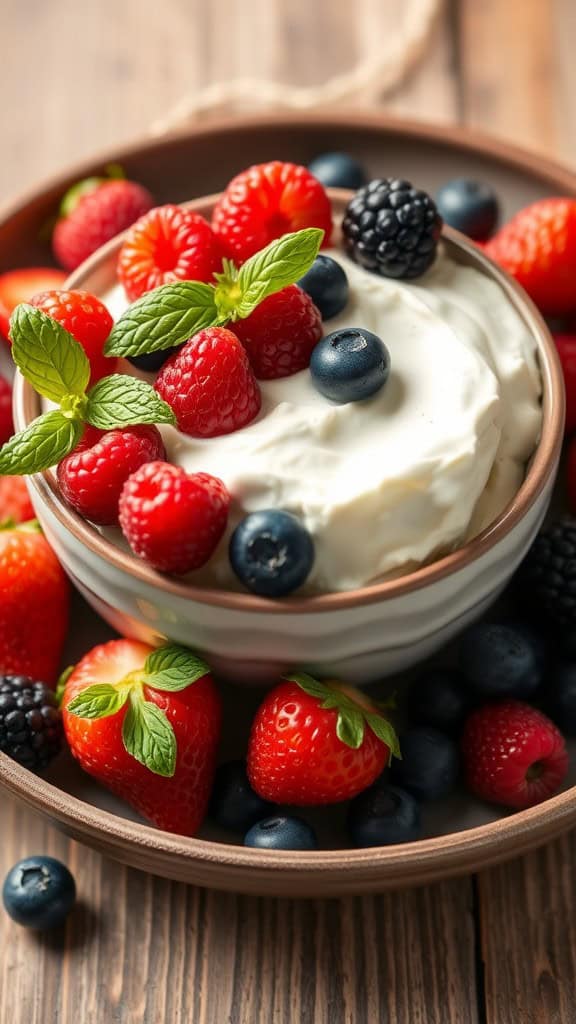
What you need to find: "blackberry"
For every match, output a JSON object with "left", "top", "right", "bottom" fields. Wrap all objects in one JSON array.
[
  {"left": 0, "top": 675, "right": 62, "bottom": 771},
  {"left": 517, "top": 520, "right": 576, "bottom": 628},
  {"left": 342, "top": 178, "right": 442, "bottom": 280}
]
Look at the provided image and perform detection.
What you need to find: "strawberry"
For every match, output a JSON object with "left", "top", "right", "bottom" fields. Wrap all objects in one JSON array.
[
  {"left": 155, "top": 326, "right": 261, "bottom": 437},
  {"left": 485, "top": 198, "right": 576, "bottom": 315},
  {"left": 0, "top": 521, "right": 70, "bottom": 685},
  {"left": 62, "top": 639, "right": 221, "bottom": 835},
  {"left": 247, "top": 673, "right": 399, "bottom": 806},
  {"left": 553, "top": 333, "right": 576, "bottom": 435},
  {"left": 461, "top": 700, "right": 568, "bottom": 809},
  {"left": 0, "top": 373, "right": 13, "bottom": 445},
  {"left": 30, "top": 289, "right": 118, "bottom": 385},
  {"left": 212, "top": 161, "right": 333, "bottom": 262},
  {"left": 0, "top": 477, "right": 35, "bottom": 524},
  {"left": 53, "top": 179, "right": 154, "bottom": 272},
  {"left": 57, "top": 424, "right": 166, "bottom": 525},
  {"left": 117, "top": 204, "right": 224, "bottom": 302},
  {"left": 234, "top": 285, "right": 323, "bottom": 379},
  {"left": 0, "top": 268, "right": 67, "bottom": 340},
  {"left": 118, "top": 461, "right": 230, "bottom": 574}
]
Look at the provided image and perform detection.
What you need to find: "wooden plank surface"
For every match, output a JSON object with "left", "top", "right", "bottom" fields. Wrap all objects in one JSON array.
[{"left": 1, "top": 0, "right": 576, "bottom": 1022}]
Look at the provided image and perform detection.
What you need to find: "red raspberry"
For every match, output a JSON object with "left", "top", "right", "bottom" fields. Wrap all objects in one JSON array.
[
  {"left": 553, "top": 333, "right": 576, "bottom": 435},
  {"left": 117, "top": 205, "right": 224, "bottom": 302},
  {"left": 234, "top": 285, "right": 323, "bottom": 379},
  {"left": 119, "top": 461, "right": 230, "bottom": 574},
  {"left": 461, "top": 700, "right": 568, "bottom": 809},
  {"left": 30, "top": 290, "right": 118, "bottom": 385},
  {"left": 0, "top": 477, "right": 35, "bottom": 523},
  {"left": 53, "top": 180, "right": 154, "bottom": 272},
  {"left": 0, "top": 373, "right": 13, "bottom": 445},
  {"left": 155, "top": 326, "right": 261, "bottom": 438},
  {"left": 57, "top": 425, "right": 166, "bottom": 525},
  {"left": 485, "top": 198, "right": 576, "bottom": 315},
  {"left": 212, "top": 161, "right": 333, "bottom": 262}
]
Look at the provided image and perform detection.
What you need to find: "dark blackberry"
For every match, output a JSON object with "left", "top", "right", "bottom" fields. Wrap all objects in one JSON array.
[
  {"left": 341, "top": 178, "right": 442, "bottom": 280},
  {"left": 0, "top": 675, "right": 63, "bottom": 771},
  {"left": 517, "top": 520, "right": 576, "bottom": 628}
]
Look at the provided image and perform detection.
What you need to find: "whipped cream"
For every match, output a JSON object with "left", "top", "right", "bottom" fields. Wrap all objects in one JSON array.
[{"left": 103, "top": 246, "right": 542, "bottom": 593}]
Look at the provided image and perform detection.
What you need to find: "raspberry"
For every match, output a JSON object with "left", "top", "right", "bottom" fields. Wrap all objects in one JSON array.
[
  {"left": 485, "top": 198, "right": 576, "bottom": 315},
  {"left": 0, "top": 477, "right": 35, "bottom": 524},
  {"left": 119, "top": 461, "right": 230, "bottom": 574},
  {"left": 212, "top": 161, "right": 333, "bottom": 262},
  {"left": 0, "top": 373, "right": 13, "bottom": 445},
  {"left": 30, "top": 290, "right": 117, "bottom": 386},
  {"left": 57, "top": 424, "right": 166, "bottom": 525},
  {"left": 155, "top": 326, "right": 261, "bottom": 437},
  {"left": 461, "top": 700, "right": 568, "bottom": 809},
  {"left": 553, "top": 333, "right": 576, "bottom": 434},
  {"left": 117, "top": 205, "right": 223, "bottom": 302},
  {"left": 234, "top": 285, "right": 322, "bottom": 379},
  {"left": 53, "top": 179, "right": 154, "bottom": 272}
]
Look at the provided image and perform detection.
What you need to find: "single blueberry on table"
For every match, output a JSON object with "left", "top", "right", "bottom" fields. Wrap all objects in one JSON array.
[
  {"left": 348, "top": 783, "right": 422, "bottom": 847},
  {"left": 297, "top": 255, "right": 349, "bottom": 320},
  {"left": 307, "top": 152, "right": 367, "bottom": 191},
  {"left": 435, "top": 178, "right": 499, "bottom": 241},
  {"left": 229, "top": 509, "right": 315, "bottom": 597},
  {"left": 390, "top": 728, "right": 460, "bottom": 801},
  {"left": 3, "top": 856, "right": 76, "bottom": 929},
  {"left": 244, "top": 816, "right": 318, "bottom": 851},
  {"left": 458, "top": 622, "right": 543, "bottom": 699},
  {"left": 310, "top": 327, "right": 390, "bottom": 404},
  {"left": 127, "top": 347, "right": 179, "bottom": 373},
  {"left": 407, "top": 668, "right": 469, "bottom": 735},
  {"left": 209, "top": 760, "right": 274, "bottom": 831}
]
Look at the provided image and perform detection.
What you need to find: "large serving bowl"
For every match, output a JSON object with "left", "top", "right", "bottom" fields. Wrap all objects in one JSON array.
[{"left": 13, "top": 190, "right": 564, "bottom": 684}]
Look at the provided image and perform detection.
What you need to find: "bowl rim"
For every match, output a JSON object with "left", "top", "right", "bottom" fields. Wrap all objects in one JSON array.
[{"left": 14, "top": 190, "right": 564, "bottom": 614}]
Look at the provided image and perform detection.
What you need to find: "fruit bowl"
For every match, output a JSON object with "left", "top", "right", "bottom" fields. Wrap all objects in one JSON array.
[{"left": 13, "top": 191, "right": 563, "bottom": 685}]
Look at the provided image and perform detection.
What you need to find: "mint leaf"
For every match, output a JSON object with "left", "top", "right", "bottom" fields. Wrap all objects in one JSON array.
[
  {"left": 234, "top": 228, "right": 324, "bottom": 319},
  {"left": 86, "top": 374, "right": 176, "bottom": 429},
  {"left": 10, "top": 304, "right": 90, "bottom": 403},
  {"left": 365, "top": 713, "right": 401, "bottom": 761},
  {"left": 0, "top": 410, "right": 82, "bottom": 475},
  {"left": 104, "top": 282, "right": 219, "bottom": 358},
  {"left": 336, "top": 707, "right": 365, "bottom": 749},
  {"left": 67, "top": 683, "right": 130, "bottom": 720},
  {"left": 144, "top": 644, "right": 210, "bottom": 692},
  {"left": 122, "top": 695, "right": 176, "bottom": 777}
]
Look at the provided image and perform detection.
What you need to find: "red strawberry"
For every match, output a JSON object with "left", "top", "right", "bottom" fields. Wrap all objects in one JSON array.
[
  {"left": 0, "top": 268, "right": 67, "bottom": 340},
  {"left": 155, "top": 326, "right": 261, "bottom": 437},
  {"left": 119, "top": 461, "right": 230, "bottom": 574},
  {"left": 461, "top": 700, "right": 568, "bottom": 809},
  {"left": 30, "top": 289, "right": 118, "bottom": 385},
  {"left": 212, "top": 161, "right": 333, "bottom": 262},
  {"left": 117, "top": 204, "right": 224, "bottom": 302},
  {"left": 234, "top": 285, "right": 323, "bottom": 379},
  {"left": 0, "top": 373, "right": 13, "bottom": 445},
  {"left": 0, "top": 477, "right": 35, "bottom": 524},
  {"left": 57, "top": 424, "right": 166, "bottom": 525},
  {"left": 485, "top": 198, "right": 576, "bottom": 315},
  {"left": 247, "top": 674, "right": 399, "bottom": 806},
  {"left": 62, "top": 639, "right": 221, "bottom": 835},
  {"left": 53, "top": 179, "right": 154, "bottom": 272},
  {"left": 0, "top": 521, "right": 70, "bottom": 685},
  {"left": 553, "top": 333, "right": 576, "bottom": 435}
]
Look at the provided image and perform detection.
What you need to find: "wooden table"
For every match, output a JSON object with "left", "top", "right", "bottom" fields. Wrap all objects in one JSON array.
[{"left": 2, "top": 1, "right": 576, "bottom": 1020}]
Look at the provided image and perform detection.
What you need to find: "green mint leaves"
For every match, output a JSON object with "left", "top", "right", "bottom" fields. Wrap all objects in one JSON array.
[
  {"left": 0, "top": 304, "right": 175, "bottom": 477},
  {"left": 286, "top": 672, "right": 400, "bottom": 761},
  {"left": 105, "top": 227, "right": 324, "bottom": 359},
  {"left": 66, "top": 643, "right": 211, "bottom": 777}
]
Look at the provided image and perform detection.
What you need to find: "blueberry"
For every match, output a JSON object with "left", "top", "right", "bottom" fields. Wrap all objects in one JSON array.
[
  {"left": 435, "top": 178, "right": 499, "bottom": 241},
  {"left": 307, "top": 152, "right": 367, "bottom": 191},
  {"left": 544, "top": 661, "right": 576, "bottom": 735},
  {"left": 209, "top": 760, "right": 274, "bottom": 831},
  {"left": 244, "top": 815, "right": 317, "bottom": 851},
  {"left": 3, "top": 856, "right": 76, "bottom": 929},
  {"left": 297, "top": 256, "right": 349, "bottom": 320},
  {"left": 458, "top": 622, "right": 543, "bottom": 698},
  {"left": 310, "top": 328, "right": 390, "bottom": 404},
  {"left": 407, "top": 668, "right": 469, "bottom": 735},
  {"left": 348, "top": 783, "right": 421, "bottom": 847},
  {"left": 390, "top": 728, "right": 460, "bottom": 801},
  {"left": 229, "top": 510, "right": 314, "bottom": 597},
  {"left": 127, "top": 347, "right": 179, "bottom": 373}
]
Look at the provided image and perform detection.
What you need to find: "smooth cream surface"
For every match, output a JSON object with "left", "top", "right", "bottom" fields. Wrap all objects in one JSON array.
[{"left": 103, "top": 246, "right": 542, "bottom": 592}]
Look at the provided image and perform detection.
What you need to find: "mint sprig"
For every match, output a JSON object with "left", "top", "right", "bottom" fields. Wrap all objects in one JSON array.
[
  {"left": 11, "top": 305, "right": 90, "bottom": 403},
  {"left": 122, "top": 695, "right": 176, "bottom": 778},
  {"left": 0, "top": 411, "right": 84, "bottom": 475},
  {"left": 104, "top": 226, "right": 324, "bottom": 359},
  {"left": 86, "top": 374, "right": 176, "bottom": 429}
]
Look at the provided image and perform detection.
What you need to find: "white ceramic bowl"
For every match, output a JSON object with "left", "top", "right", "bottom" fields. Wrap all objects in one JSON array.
[{"left": 14, "top": 192, "right": 564, "bottom": 684}]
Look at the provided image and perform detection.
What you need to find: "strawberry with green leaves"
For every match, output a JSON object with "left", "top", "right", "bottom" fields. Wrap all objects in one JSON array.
[
  {"left": 247, "top": 674, "right": 399, "bottom": 806},
  {"left": 62, "top": 639, "right": 221, "bottom": 835}
]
